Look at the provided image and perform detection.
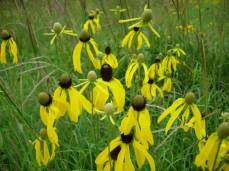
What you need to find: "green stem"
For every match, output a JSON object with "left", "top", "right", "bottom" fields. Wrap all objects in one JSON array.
[{"left": 212, "top": 140, "right": 222, "bottom": 170}]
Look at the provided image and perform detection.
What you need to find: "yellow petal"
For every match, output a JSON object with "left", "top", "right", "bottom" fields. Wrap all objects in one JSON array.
[
  {"left": 0, "top": 41, "right": 7, "bottom": 64},
  {"left": 73, "top": 42, "right": 83, "bottom": 73},
  {"left": 68, "top": 88, "right": 82, "bottom": 122},
  {"left": 34, "top": 139, "right": 41, "bottom": 166},
  {"left": 141, "top": 32, "right": 151, "bottom": 48},
  {"left": 40, "top": 106, "right": 48, "bottom": 126},
  {"left": 125, "top": 62, "right": 139, "bottom": 88},
  {"left": 121, "top": 31, "right": 132, "bottom": 47},
  {"left": 9, "top": 39, "right": 18, "bottom": 64},
  {"left": 43, "top": 140, "right": 51, "bottom": 165},
  {"left": 86, "top": 43, "right": 100, "bottom": 69},
  {"left": 93, "top": 81, "right": 109, "bottom": 110},
  {"left": 124, "top": 144, "right": 135, "bottom": 171},
  {"left": 142, "top": 63, "right": 149, "bottom": 84},
  {"left": 115, "top": 143, "right": 126, "bottom": 171},
  {"left": 137, "top": 33, "right": 143, "bottom": 49}
]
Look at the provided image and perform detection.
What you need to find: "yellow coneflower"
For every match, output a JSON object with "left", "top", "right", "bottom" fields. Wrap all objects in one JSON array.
[
  {"left": 93, "top": 64, "right": 125, "bottom": 112},
  {"left": 44, "top": 22, "right": 77, "bottom": 45},
  {"left": 120, "top": 95, "right": 154, "bottom": 148},
  {"left": 159, "top": 71, "right": 173, "bottom": 92},
  {"left": 125, "top": 53, "right": 148, "bottom": 88},
  {"left": 172, "top": 44, "right": 186, "bottom": 57},
  {"left": 119, "top": 6, "right": 160, "bottom": 38},
  {"left": 161, "top": 50, "right": 180, "bottom": 75},
  {"left": 176, "top": 24, "right": 195, "bottom": 33},
  {"left": 94, "top": 8, "right": 102, "bottom": 30},
  {"left": 148, "top": 57, "right": 163, "bottom": 80},
  {"left": 33, "top": 128, "right": 56, "bottom": 166},
  {"left": 158, "top": 92, "right": 206, "bottom": 140},
  {"left": 121, "top": 26, "right": 150, "bottom": 49},
  {"left": 38, "top": 92, "right": 67, "bottom": 126},
  {"left": 73, "top": 29, "right": 100, "bottom": 73},
  {"left": 141, "top": 77, "right": 163, "bottom": 101},
  {"left": 53, "top": 73, "right": 92, "bottom": 122},
  {"left": 101, "top": 46, "right": 118, "bottom": 68},
  {"left": 0, "top": 30, "right": 18, "bottom": 64},
  {"left": 83, "top": 11, "right": 99, "bottom": 34},
  {"left": 195, "top": 122, "right": 229, "bottom": 171},
  {"left": 95, "top": 130, "right": 155, "bottom": 171}
]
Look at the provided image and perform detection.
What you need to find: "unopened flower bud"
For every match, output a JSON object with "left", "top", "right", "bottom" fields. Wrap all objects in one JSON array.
[
  {"left": 185, "top": 92, "right": 196, "bottom": 105},
  {"left": 87, "top": 71, "right": 97, "bottom": 82},
  {"left": 53, "top": 22, "right": 63, "bottom": 34},
  {"left": 142, "top": 9, "right": 153, "bottom": 23},
  {"left": 217, "top": 122, "right": 229, "bottom": 139},
  {"left": 104, "top": 103, "right": 115, "bottom": 115}
]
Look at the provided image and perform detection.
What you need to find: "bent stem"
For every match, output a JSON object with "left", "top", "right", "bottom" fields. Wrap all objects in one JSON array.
[{"left": 213, "top": 140, "right": 222, "bottom": 171}]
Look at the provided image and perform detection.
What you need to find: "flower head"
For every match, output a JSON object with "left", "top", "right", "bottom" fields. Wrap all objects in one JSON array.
[
  {"left": 44, "top": 22, "right": 77, "bottom": 45},
  {"left": 53, "top": 73, "right": 92, "bottom": 122},
  {"left": 73, "top": 29, "right": 100, "bottom": 73},
  {"left": 100, "top": 46, "right": 118, "bottom": 68},
  {"left": 158, "top": 92, "right": 206, "bottom": 140},
  {"left": 83, "top": 10, "right": 101, "bottom": 34},
  {"left": 125, "top": 53, "right": 148, "bottom": 88},
  {"left": 195, "top": 122, "right": 229, "bottom": 170},
  {"left": 0, "top": 29, "right": 18, "bottom": 64}
]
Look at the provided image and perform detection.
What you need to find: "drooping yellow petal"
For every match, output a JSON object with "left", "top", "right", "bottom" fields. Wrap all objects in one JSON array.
[
  {"left": 142, "top": 63, "right": 149, "bottom": 84},
  {"left": 137, "top": 33, "right": 143, "bottom": 49},
  {"left": 86, "top": 43, "right": 100, "bottom": 69},
  {"left": 148, "top": 23, "right": 160, "bottom": 38},
  {"left": 124, "top": 144, "right": 135, "bottom": 171},
  {"left": 43, "top": 140, "right": 51, "bottom": 166},
  {"left": 120, "top": 107, "right": 137, "bottom": 135},
  {"left": 73, "top": 42, "right": 83, "bottom": 73},
  {"left": 119, "top": 17, "right": 141, "bottom": 23},
  {"left": 125, "top": 62, "right": 139, "bottom": 88},
  {"left": 141, "top": 32, "right": 151, "bottom": 48},
  {"left": 157, "top": 98, "right": 185, "bottom": 123},
  {"left": 133, "top": 140, "right": 156, "bottom": 171},
  {"left": 121, "top": 31, "right": 132, "bottom": 48},
  {"left": 141, "top": 84, "right": 152, "bottom": 100},
  {"left": 40, "top": 106, "right": 48, "bottom": 126},
  {"left": 9, "top": 39, "right": 18, "bottom": 64},
  {"left": 0, "top": 41, "right": 7, "bottom": 64},
  {"left": 115, "top": 143, "right": 126, "bottom": 171},
  {"left": 108, "top": 78, "right": 125, "bottom": 111},
  {"left": 68, "top": 88, "right": 82, "bottom": 122},
  {"left": 34, "top": 139, "right": 41, "bottom": 166},
  {"left": 165, "top": 104, "right": 185, "bottom": 134},
  {"left": 83, "top": 20, "right": 90, "bottom": 31},
  {"left": 93, "top": 80, "right": 109, "bottom": 110},
  {"left": 79, "top": 92, "right": 92, "bottom": 114},
  {"left": 128, "top": 31, "right": 136, "bottom": 49}
]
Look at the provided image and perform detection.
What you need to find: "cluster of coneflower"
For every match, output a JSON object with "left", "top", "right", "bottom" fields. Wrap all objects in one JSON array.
[{"left": 1, "top": 5, "right": 228, "bottom": 171}]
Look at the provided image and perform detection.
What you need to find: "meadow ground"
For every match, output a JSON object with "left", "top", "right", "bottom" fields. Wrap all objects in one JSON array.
[{"left": 0, "top": 0, "right": 229, "bottom": 170}]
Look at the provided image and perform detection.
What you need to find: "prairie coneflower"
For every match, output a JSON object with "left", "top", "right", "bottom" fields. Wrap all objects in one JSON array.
[
  {"left": 44, "top": 22, "right": 77, "bottom": 45},
  {"left": 100, "top": 46, "right": 118, "bottom": 69},
  {"left": 119, "top": 6, "right": 160, "bottom": 38},
  {"left": 53, "top": 73, "right": 92, "bottom": 122},
  {"left": 95, "top": 130, "right": 156, "bottom": 171},
  {"left": 125, "top": 53, "right": 148, "bottom": 88},
  {"left": 121, "top": 26, "right": 150, "bottom": 49},
  {"left": 161, "top": 50, "right": 180, "bottom": 75},
  {"left": 120, "top": 95, "right": 154, "bottom": 148},
  {"left": 0, "top": 30, "right": 18, "bottom": 64},
  {"left": 34, "top": 128, "right": 56, "bottom": 166},
  {"left": 83, "top": 11, "right": 99, "bottom": 34},
  {"left": 148, "top": 57, "right": 163, "bottom": 80},
  {"left": 172, "top": 44, "right": 186, "bottom": 57},
  {"left": 141, "top": 77, "right": 163, "bottom": 101},
  {"left": 159, "top": 71, "right": 173, "bottom": 92},
  {"left": 157, "top": 92, "right": 206, "bottom": 140},
  {"left": 73, "top": 30, "right": 100, "bottom": 73},
  {"left": 93, "top": 64, "right": 125, "bottom": 112},
  {"left": 195, "top": 122, "right": 229, "bottom": 171}
]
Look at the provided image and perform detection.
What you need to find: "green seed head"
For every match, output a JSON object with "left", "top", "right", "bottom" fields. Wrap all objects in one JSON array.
[
  {"left": 39, "top": 128, "right": 47, "bottom": 139},
  {"left": 132, "top": 95, "right": 146, "bottom": 111},
  {"left": 137, "top": 53, "right": 144, "bottom": 63},
  {"left": 217, "top": 122, "right": 229, "bottom": 139},
  {"left": 1, "top": 29, "right": 11, "bottom": 40},
  {"left": 104, "top": 103, "right": 115, "bottom": 115},
  {"left": 87, "top": 70, "right": 97, "bottom": 82},
  {"left": 38, "top": 92, "right": 52, "bottom": 106},
  {"left": 53, "top": 22, "right": 63, "bottom": 34},
  {"left": 59, "top": 73, "right": 72, "bottom": 89},
  {"left": 185, "top": 92, "right": 196, "bottom": 105},
  {"left": 142, "top": 8, "right": 153, "bottom": 23},
  {"left": 79, "top": 30, "right": 90, "bottom": 42},
  {"left": 221, "top": 112, "right": 229, "bottom": 121}
]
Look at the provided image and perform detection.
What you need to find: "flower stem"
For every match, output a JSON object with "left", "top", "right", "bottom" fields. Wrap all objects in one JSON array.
[{"left": 212, "top": 140, "right": 222, "bottom": 170}]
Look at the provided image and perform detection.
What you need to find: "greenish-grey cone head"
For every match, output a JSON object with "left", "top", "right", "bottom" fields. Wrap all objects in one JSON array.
[
  {"left": 132, "top": 95, "right": 146, "bottom": 111},
  {"left": 121, "top": 133, "right": 133, "bottom": 144},
  {"left": 142, "top": 9, "right": 153, "bottom": 23},
  {"left": 185, "top": 92, "right": 196, "bottom": 105},
  {"left": 38, "top": 92, "right": 52, "bottom": 106},
  {"left": 1, "top": 29, "right": 11, "bottom": 40},
  {"left": 59, "top": 73, "right": 72, "bottom": 89},
  {"left": 39, "top": 128, "right": 47, "bottom": 139},
  {"left": 79, "top": 30, "right": 90, "bottom": 42},
  {"left": 53, "top": 22, "right": 63, "bottom": 34},
  {"left": 217, "top": 122, "right": 229, "bottom": 139},
  {"left": 155, "top": 56, "right": 161, "bottom": 63},
  {"left": 87, "top": 70, "right": 97, "bottom": 82},
  {"left": 137, "top": 53, "right": 144, "bottom": 63},
  {"left": 104, "top": 103, "right": 115, "bottom": 115}
]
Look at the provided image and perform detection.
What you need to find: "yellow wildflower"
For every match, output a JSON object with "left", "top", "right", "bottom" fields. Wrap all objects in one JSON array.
[
  {"left": 125, "top": 53, "right": 148, "bottom": 88},
  {"left": 158, "top": 92, "right": 206, "bottom": 140},
  {"left": 73, "top": 30, "right": 100, "bottom": 73},
  {"left": 0, "top": 30, "right": 18, "bottom": 64}
]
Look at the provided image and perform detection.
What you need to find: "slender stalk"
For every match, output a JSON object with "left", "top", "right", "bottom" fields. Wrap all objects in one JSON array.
[{"left": 212, "top": 140, "right": 222, "bottom": 170}]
